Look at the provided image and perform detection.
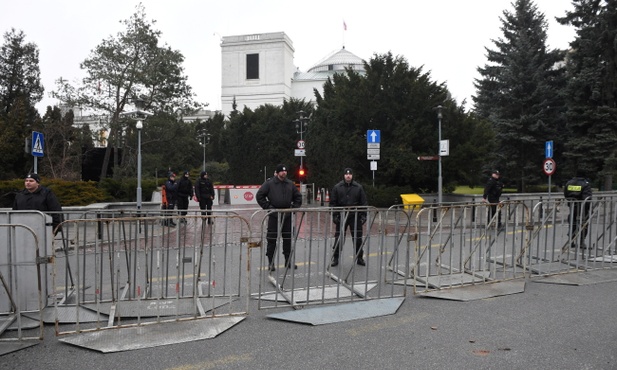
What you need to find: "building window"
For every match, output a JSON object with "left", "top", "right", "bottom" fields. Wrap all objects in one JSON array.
[{"left": 246, "top": 53, "right": 259, "bottom": 80}]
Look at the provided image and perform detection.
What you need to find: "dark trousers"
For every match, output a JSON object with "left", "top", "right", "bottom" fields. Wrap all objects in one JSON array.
[
  {"left": 488, "top": 202, "right": 502, "bottom": 227},
  {"left": 332, "top": 215, "right": 364, "bottom": 259},
  {"left": 177, "top": 196, "right": 189, "bottom": 216},
  {"left": 266, "top": 213, "right": 292, "bottom": 263},
  {"left": 164, "top": 202, "right": 176, "bottom": 223},
  {"left": 199, "top": 198, "right": 213, "bottom": 216},
  {"left": 568, "top": 201, "right": 590, "bottom": 240}
]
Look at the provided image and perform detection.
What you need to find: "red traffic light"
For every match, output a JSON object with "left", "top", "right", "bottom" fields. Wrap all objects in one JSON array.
[{"left": 299, "top": 168, "right": 305, "bottom": 176}]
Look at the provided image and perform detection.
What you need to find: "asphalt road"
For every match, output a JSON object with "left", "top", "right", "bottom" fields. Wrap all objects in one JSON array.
[{"left": 2, "top": 274, "right": 616, "bottom": 370}]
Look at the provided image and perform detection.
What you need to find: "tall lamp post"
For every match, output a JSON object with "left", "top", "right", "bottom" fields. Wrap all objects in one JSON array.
[
  {"left": 121, "top": 98, "right": 152, "bottom": 210},
  {"left": 436, "top": 105, "right": 443, "bottom": 205},
  {"left": 199, "top": 130, "right": 211, "bottom": 172},
  {"left": 293, "top": 110, "right": 309, "bottom": 183},
  {"left": 136, "top": 119, "right": 143, "bottom": 209}
]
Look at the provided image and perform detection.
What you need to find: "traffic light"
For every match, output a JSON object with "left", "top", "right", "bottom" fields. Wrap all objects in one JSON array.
[{"left": 298, "top": 167, "right": 306, "bottom": 182}]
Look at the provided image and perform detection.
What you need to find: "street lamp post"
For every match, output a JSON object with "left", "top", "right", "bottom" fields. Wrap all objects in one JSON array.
[
  {"left": 136, "top": 120, "right": 143, "bottom": 209},
  {"left": 436, "top": 105, "right": 443, "bottom": 205},
  {"left": 120, "top": 97, "right": 152, "bottom": 210},
  {"left": 199, "top": 130, "right": 211, "bottom": 172}
]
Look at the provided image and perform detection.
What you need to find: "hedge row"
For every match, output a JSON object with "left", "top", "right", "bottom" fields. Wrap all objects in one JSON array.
[{"left": 0, "top": 178, "right": 164, "bottom": 208}]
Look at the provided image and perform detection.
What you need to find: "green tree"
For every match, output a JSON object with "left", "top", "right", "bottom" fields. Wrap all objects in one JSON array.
[
  {"left": 309, "top": 52, "right": 491, "bottom": 191},
  {"left": 221, "top": 99, "right": 312, "bottom": 185},
  {"left": 52, "top": 4, "right": 200, "bottom": 181},
  {"left": 0, "top": 28, "right": 43, "bottom": 115},
  {"left": 0, "top": 97, "right": 40, "bottom": 179},
  {"left": 557, "top": 0, "right": 617, "bottom": 189},
  {"left": 474, "top": 0, "right": 567, "bottom": 191},
  {"left": 0, "top": 29, "right": 43, "bottom": 179}
]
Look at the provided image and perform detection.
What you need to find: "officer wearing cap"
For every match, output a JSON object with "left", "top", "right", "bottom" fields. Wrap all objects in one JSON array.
[
  {"left": 195, "top": 171, "right": 215, "bottom": 223},
  {"left": 13, "top": 173, "right": 63, "bottom": 233},
  {"left": 330, "top": 167, "right": 368, "bottom": 267},
  {"left": 256, "top": 164, "right": 302, "bottom": 271},
  {"left": 483, "top": 170, "right": 504, "bottom": 228}
]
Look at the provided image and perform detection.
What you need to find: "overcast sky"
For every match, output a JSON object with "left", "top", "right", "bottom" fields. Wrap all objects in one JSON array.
[{"left": 2, "top": 0, "right": 576, "bottom": 114}]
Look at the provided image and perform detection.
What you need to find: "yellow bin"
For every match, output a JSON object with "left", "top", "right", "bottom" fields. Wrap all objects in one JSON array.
[{"left": 400, "top": 194, "right": 425, "bottom": 210}]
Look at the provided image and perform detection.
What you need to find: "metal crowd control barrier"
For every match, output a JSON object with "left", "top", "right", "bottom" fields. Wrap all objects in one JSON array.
[
  {"left": 50, "top": 210, "right": 250, "bottom": 351},
  {"left": 249, "top": 206, "right": 409, "bottom": 313},
  {"left": 2, "top": 195, "right": 617, "bottom": 352},
  {"left": 0, "top": 220, "right": 47, "bottom": 354},
  {"left": 523, "top": 195, "right": 617, "bottom": 276},
  {"left": 410, "top": 201, "right": 533, "bottom": 295}
]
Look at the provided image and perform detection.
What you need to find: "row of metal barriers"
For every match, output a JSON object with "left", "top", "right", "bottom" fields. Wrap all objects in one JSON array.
[{"left": 1, "top": 195, "right": 616, "bottom": 352}]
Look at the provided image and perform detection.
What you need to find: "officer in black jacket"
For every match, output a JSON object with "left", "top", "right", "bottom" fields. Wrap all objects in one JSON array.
[
  {"left": 483, "top": 170, "right": 504, "bottom": 228},
  {"left": 176, "top": 171, "right": 193, "bottom": 223},
  {"left": 564, "top": 170, "right": 593, "bottom": 249},
  {"left": 330, "top": 168, "right": 368, "bottom": 267},
  {"left": 164, "top": 172, "right": 178, "bottom": 227},
  {"left": 13, "top": 173, "right": 63, "bottom": 234},
  {"left": 195, "top": 171, "right": 215, "bottom": 223},
  {"left": 256, "top": 164, "right": 302, "bottom": 271}
]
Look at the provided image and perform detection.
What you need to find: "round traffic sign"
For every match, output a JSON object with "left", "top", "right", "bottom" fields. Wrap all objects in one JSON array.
[
  {"left": 297, "top": 140, "right": 305, "bottom": 149},
  {"left": 543, "top": 158, "right": 556, "bottom": 176}
]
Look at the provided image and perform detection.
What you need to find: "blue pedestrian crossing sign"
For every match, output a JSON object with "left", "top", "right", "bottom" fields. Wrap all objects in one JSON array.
[
  {"left": 32, "top": 131, "right": 44, "bottom": 157},
  {"left": 367, "top": 130, "right": 381, "bottom": 144},
  {"left": 545, "top": 140, "right": 553, "bottom": 159}
]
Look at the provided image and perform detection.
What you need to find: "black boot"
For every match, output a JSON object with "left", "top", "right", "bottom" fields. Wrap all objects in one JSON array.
[
  {"left": 267, "top": 256, "right": 275, "bottom": 272},
  {"left": 331, "top": 255, "right": 339, "bottom": 267},
  {"left": 356, "top": 251, "right": 365, "bottom": 266},
  {"left": 284, "top": 256, "right": 297, "bottom": 270}
]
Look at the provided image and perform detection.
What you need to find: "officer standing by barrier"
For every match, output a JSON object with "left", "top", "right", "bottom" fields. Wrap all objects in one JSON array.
[
  {"left": 330, "top": 168, "right": 368, "bottom": 267},
  {"left": 256, "top": 164, "right": 302, "bottom": 271},
  {"left": 13, "top": 172, "right": 63, "bottom": 234},
  {"left": 483, "top": 170, "right": 504, "bottom": 229},
  {"left": 163, "top": 172, "right": 178, "bottom": 227},
  {"left": 564, "top": 169, "right": 593, "bottom": 249}
]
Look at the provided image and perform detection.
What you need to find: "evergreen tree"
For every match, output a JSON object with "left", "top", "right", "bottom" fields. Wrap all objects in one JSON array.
[
  {"left": 474, "top": 0, "right": 566, "bottom": 191},
  {"left": 0, "top": 28, "right": 43, "bottom": 115},
  {"left": 309, "top": 52, "right": 491, "bottom": 191},
  {"left": 221, "top": 99, "right": 312, "bottom": 184},
  {"left": 0, "top": 29, "right": 43, "bottom": 178},
  {"left": 557, "top": 0, "right": 617, "bottom": 189}
]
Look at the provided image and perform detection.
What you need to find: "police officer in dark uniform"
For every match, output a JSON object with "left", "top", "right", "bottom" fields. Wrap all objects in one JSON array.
[
  {"left": 564, "top": 170, "right": 593, "bottom": 249},
  {"left": 256, "top": 164, "right": 302, "bottom": 271},
  {"left": 195, "top": 171, "right": 215, "bottom": 223},
  {"left": 13, "top": 173, "right": 63, "bottom": 234},
  {"left": 483, "top": 170, "right": 504, "bottom": 228},
  {"left": 164, "top": 172, "right": 178, "bottom": 226},
  {"left": 176, "top": 171, "right": 193, "bottom": 223},
  {"left": 330, "top": 168, "right": 368, "bottom": 267}
]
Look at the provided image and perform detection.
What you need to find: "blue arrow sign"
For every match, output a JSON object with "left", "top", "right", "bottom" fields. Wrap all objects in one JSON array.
[
  {"left": 32, "top": 131, "right": 44, "bottom": 157},
  {"left": 545, "top": 140, "right": 553, "bottom": 159},
  {"left": 367, "top": 130, "right": 381, "bottom": 144}
]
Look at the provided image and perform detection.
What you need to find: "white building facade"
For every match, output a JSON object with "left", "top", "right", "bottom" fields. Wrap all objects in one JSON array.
[{"left": 220, "top": 31, "right": 365, "bottom": 117}]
